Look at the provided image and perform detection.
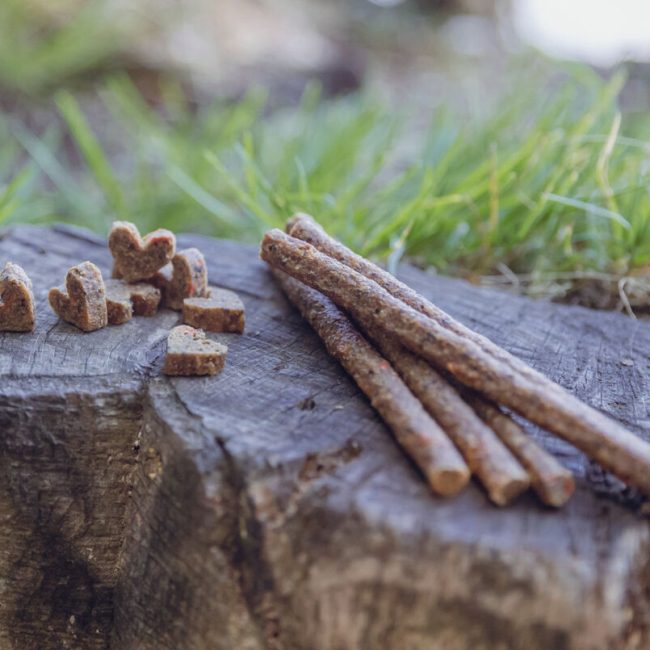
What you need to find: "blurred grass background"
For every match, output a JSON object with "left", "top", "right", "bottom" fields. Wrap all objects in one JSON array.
[{"left": 2, "top": 0, "right": 650, "bottom": 309}]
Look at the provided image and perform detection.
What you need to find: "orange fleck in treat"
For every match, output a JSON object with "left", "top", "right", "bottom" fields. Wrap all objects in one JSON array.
[
  {"left": 108, "top": 221, "right": 175, "bottom": 282},
  {"left": 182, "top": 288, "right": 245, "bottom": 333},
  {"left": 166, "top": 248, "right": 209, "bottom": 310},
  {"left": 48, "top": 261, "right": 108, "bottom": 332},
  {"left": 0, "top": 262, "right": 35, "bottom": 332},
  {"left": 163, "top": 325, "right": 227, "bottom": 376}
]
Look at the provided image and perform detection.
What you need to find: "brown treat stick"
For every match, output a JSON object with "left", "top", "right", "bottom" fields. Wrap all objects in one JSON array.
[
  {"left": 272, "top": 269, "right": 470, "bottom": 497},
  {"left": 48, "top": 261, "right": 108, "bottom": 332},
  {"left": 261, "top": 229, "right": 650, "bottom": 495},
  {"left": 0, "top": 262, "right": 35, "bottom": 332},
  {"left": 465, "top": 395, "right": 575, "bottom": 507},
  {"left": 288, "top": 215, "right": 576, "bottom": 506},
  {"left": 364, "top": 330, "right": 529, "bottom": 506},
  {"left": 288, "top": 214, "right": 552, "bottom": 384}
]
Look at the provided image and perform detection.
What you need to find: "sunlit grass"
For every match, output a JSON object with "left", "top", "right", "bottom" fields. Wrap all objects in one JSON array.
[
  {"left": 0, "top": 0, "right": 129, "bottom": 98},
  {"left": 3, "top": 64, "right": 650, "bottom": 299}
]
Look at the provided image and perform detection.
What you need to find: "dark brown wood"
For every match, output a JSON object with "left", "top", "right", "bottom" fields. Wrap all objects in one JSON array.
[{"left": 1, "top": 224, "right": 650, "bottom": 650}]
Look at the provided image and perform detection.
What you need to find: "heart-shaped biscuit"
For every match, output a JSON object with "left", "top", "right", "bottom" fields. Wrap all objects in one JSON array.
[
  {"left": 183, "top": 288, "right": 245, "bottom": 333},
  {"left": 0, "top": 262, "right": 35, "bottom": 332},
  {"left": 48, "top": 261, "right": 108, "bottom": 332},
  {"left": 105, "top": 279, "right": 162, "bottom": 325},
  {"left": 109, "top": 221, "right": 175, "bottom": 282},
  {"left": 163, "top": 325, "right": 227, "bottom": 376},
  {"left": 165, "top": 248, "right": 209, "bottom": 310}
]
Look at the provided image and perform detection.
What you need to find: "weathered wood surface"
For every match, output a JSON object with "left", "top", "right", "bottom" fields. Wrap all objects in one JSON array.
[{"left": 1, "top": 224, "right": 649, "bottom": 650}]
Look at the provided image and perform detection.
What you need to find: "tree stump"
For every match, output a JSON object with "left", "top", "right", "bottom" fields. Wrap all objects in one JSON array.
[{"left": 1, "top": 224, "right": 649, "bottom": 650}]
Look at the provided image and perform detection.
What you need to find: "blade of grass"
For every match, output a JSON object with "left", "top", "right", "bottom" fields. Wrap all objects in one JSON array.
[{"left": 56, "top": 91, "right": 126, "bottom": 216}]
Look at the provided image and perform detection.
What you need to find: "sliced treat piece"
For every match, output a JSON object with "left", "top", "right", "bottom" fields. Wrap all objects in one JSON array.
[
  {"left": 114, "top": 261, "right": 171, "bottom": 303},
  {"left": 48, "top": 261, "right": 108, "bottom": 332},
  {"left": 105, "top": 285, "right": 133, "bottom": 325},
  {"left": 107, "top": 279, "right": 161, "bottom": 316},
  {"left": 129, "top": 283, "right": 162, "bottom": 316},
  {"left": 108, "top": 221, "right": 175, "bottom": 282},
  {"left": 105, "top": 280, "right": 162, "bottom": 325},
  {"left": 0, "top": 261, "right": 36, "bottom": 332},
  {"left": 163, "top": 325, "right": 227, "bottom": 376},
  {"left": 166, "top": 248, "right": 209, "bottom": 310},
  {"left": 182, "top": 288, "right": 245, "bottom": 333}
]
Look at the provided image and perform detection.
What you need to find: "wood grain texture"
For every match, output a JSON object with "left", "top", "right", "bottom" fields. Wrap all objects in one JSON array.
[{"left": 1, "top": 224, "right": 649, "bottom": 649}]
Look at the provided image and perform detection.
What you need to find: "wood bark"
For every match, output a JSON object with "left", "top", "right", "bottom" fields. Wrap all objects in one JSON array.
[{"left": 1, "top": 224, "right": 650, "bottom": 649}]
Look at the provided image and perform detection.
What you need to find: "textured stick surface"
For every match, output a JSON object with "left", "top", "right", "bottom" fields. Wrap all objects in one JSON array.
[
  {"left": 288, "top": 213, "right": 550, "bottom": 382},
  {"left": 287, "top": 216, "right": 574, "bottom": 506},
  {"left": 467, "top": 394, "right": 576, "bottom": 507},
  {"left": 364, "top": 329, "right": 529, "bottom": 505},
  {"left": 261, "top": 229, "right": 650, "bottom": 496},
  {"left": 273, "top": 270, "right": 470, "bottom": 497},
  {"left": 2, "top": 224, "right": 650, "bottom": 649}
]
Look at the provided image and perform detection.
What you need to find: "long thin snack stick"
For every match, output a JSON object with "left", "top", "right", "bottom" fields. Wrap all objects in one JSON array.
[
  {"left": 289, "top": 214, "right": 575, "bottom": 506},
  {"left": 465, "top": 395, "right": 575, "bottom": 507},
  {"left": 287, "top": 214, "right": 547, "bottom": 382},
  {"left": 260, "top": 229, "right": 650, "bottom": 495},
  {"left": 363, "top": 329, "right": 529, "bottom": 506},
  {"left": 272, "top": 270, "right": 470, "bottom": 497}
]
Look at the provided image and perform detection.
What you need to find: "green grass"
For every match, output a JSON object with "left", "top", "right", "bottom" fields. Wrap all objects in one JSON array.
[
  {"left": 3, "top": 63, "right": 650, "bottom": 298},
  {"left": 0, "top": 0, "right": 129, "bottom": 98}
]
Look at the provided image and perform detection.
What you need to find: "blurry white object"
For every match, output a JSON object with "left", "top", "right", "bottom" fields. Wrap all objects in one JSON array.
[{"left": 514, "top": 0, "right": 650, "bottom": 65}]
